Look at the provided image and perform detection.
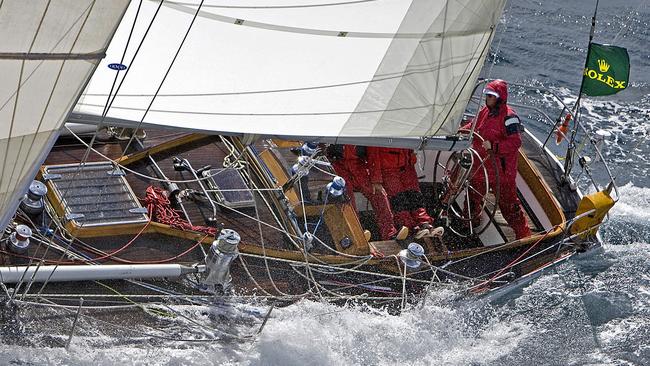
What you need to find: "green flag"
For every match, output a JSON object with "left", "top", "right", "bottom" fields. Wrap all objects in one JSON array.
[{"left": 582, "top": 43, "right": 630, "bottom": 96}]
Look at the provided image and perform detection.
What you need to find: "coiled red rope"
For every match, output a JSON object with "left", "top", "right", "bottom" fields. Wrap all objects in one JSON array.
[{"left": 144, "top": 186, "right": 216, "bottom": 236}]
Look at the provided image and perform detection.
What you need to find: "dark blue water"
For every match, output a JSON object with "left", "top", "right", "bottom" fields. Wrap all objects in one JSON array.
[
  {"left": 486, "top": 0, "right": 650, "bottom": 188},
  {"left": 479, "top": 1, "right": 650, "bottom": 364}
]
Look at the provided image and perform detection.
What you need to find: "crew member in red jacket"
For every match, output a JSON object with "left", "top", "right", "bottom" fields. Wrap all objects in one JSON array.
[
  {"left": 367, "top": 147, "right": 436, "bottom": 239},
  {"left": 465, "top": 79, "right": 532, "bottom": 239},
  {"left": 326, "top": 144, "right": 408, "bottom": 241}
]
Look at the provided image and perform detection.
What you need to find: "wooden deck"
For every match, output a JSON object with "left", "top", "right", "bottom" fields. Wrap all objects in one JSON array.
[
  {"left": 520, "top": 132, "right": 580, "bottom": 220},
  {"left": 46, "top": 132, "right": 295, "bottom": 254},
  {"left": 0, "top": 130, "right": 582, "bottom": 296}
]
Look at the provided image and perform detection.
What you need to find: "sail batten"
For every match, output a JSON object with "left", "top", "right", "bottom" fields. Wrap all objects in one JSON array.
[
  {"left": 75, "top": 0, "right": 506, "bottom": 148},
  {"left": 0, "top": 52, "right": 106, "bottom": 60},
  {"left": 165, "top": 0, "right": 494, "bottom": 39}
]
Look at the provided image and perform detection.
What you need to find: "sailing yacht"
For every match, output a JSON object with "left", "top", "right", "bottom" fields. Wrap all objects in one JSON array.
[{"left": 0, "top": 0, "right": 617, "bottom": 343}]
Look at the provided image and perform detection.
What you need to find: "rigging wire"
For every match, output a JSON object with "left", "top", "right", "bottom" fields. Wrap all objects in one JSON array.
[
  {"left": 55, "top": 0, "right": 166, "bottom": 233},
  {"left": 79, "top": 100, "right": 434, "bottom": 116},
  {"left": 14, "top": 1, "right": 167, "bottom": 293},
  {"left": 247, "top": 164, "right": 309, "bottom": 297},
  {"left": 114, "top": 0, "right": 207, "bottom": 164},
  {"left": 0, "top": 0, "right": 56, "bottom": 213},
  {"left": 485, "top": 0, "right": 509, "bottom": 79},
  {"left": 236, "top": 255, "right": 275, "bottom": 297},
  {"left": 611, "top": 0, "right": 648, "bottom": 44},
  {"left": 62, "top": 125, "right": 279, "bottom": 186},
  {"left": 0, "top": 1, "right": 100, "bottom": 114},
  {"left": 60, "top": 0, "right": 155, "bottom": 205},
  {"left": 7, "top": 225, "right": 212, "bottom": 310},
  {"left": 7, "top": 128, "right": 596, "bottom": 311},
  {"left": 227, "top": 142, "right": 373, "bottom": 261},
  {"left": 82, "top": 56, "right": 480, "bottom": 98},
  {"left": 1, "top": 0, "right": 604, "bottom": 314},
  {"left": 239, "top": 252, "right": 430, "bottom": 285},
  {"left": 19, "top": 196, "right": 205, "bottom": 266},
  {"left": 0, "top": 7, "right": 128, "bottom": 222},
  {"left": 102, "top": 0, "right": 144, "bottom": 117},
  {"left": 3, "top": 199, "right": 600, "bottom": 323},
  {"left": 33, "top": 296, "right": 253, "bottom": 342},
  {"left": 8, "top": 220, "right": 62, "bottom": 299}
]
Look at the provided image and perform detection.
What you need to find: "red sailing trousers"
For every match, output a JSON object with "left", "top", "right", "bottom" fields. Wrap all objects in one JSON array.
[
  {"left": 367, "top": 148, "right": 432, "bottom": 230},
  {"left": 332, "top": 159, "right": 398, "bottom": 240},
  {"left": 380, "top": 165, "right": 433, "bottom": 230},
  {"left": 468, "top": 156, "right": 531, "bottom": 239},
  {"left": 463, "top": 79, "right": 532, "bottom": 239}
]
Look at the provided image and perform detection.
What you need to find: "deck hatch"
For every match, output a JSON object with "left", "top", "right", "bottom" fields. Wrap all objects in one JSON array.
[
  {"left": 43, "top": 162, "right": 149, "bottom": 227},
  {"left": 204, "top": 168, "right": 255, "bottom": 208}
]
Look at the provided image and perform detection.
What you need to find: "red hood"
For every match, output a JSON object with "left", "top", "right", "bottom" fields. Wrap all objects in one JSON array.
[{"left": 486, "top": 79, "right": 508, "bottom": 104}]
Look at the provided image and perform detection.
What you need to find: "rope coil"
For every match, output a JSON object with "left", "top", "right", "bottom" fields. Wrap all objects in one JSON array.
[{"left": 144, "top": 185, "right": 217, "bottom": 236}]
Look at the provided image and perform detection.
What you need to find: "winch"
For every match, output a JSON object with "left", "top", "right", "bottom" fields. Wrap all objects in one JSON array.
[
  {"left": 201, "top": 229, "right": 241, "bottom": 294},
  {"left": 19, "top": 180, "right": 47, "bottom": 217},
  {"left": 398, "top": 243, "right": 426, "bottom": 270},
  {"left": 7, "top": 225, "right": 32, "bottom": 265}
]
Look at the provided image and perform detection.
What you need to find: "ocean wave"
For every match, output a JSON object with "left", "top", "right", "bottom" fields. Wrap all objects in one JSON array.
[
  {"left": 247, "top": 295, "right": 530, "bottom": 366},
  {"left": 610, "top": 183, "right": 650, "bottom": 224},
  {"left": 0, "top": 294, "right": 531, "bottom": 366}
]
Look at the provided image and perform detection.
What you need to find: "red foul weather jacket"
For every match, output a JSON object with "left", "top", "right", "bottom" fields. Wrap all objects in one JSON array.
[
  {"left": 464, "top": 79, "right": 531, "bottom": 239},
  {"left": 464, "top": 79, "right": 523, "bottom": 182},
  {"left": 366, "top": 148, "right": 416, "bottom": 184}
]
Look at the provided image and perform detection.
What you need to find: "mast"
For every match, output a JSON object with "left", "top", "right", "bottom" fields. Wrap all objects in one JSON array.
[{"left": 562, "top": 0, "right": 600, "bottom": 182}]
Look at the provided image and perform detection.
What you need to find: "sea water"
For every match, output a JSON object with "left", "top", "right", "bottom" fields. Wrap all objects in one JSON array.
[{"left": 1, "top": 0, "right": 649, "bottom": 364}]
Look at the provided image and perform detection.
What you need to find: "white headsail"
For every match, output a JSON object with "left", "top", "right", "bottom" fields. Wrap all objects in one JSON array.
[
  {"left": 0, "top": 0, "right": 130, "bottom": 231},
  {"left": 73, "top": 0, "right": 506, "bottom": 149}
]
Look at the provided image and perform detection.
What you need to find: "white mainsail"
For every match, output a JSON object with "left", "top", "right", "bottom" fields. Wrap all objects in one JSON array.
[
  {"left": 73, "top": 0, "right": 505, "bottom": 148},
  {"left": 0, "top": 0, "right": 130, "bottom": 231}
]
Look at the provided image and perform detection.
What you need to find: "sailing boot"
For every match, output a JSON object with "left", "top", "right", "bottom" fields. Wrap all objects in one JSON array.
[
  {"left": 500, "top": 199, "right": 532, "bottom": 240},
  {"left": 390, "top": 226, "right": 409, "bottom": 241},
  {"left": 427, "top": 226, "right": 445, "bottom": 238},
  {"left": 515, "top": 225, "right": 532, "bottom": 240},
  {"left": 414, "top": 224, "right": 431, "bottom": 239},
  {"left": 363, "top": 230, "right": 372, "bottom": 242},
  {"left": 416, "top": 223, "right": 444, "bottom": 239}
]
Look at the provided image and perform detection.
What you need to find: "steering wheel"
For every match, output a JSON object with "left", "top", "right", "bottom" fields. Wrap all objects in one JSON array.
[{"left": 432, "top": 129, "right": 500, "bottom": 237}]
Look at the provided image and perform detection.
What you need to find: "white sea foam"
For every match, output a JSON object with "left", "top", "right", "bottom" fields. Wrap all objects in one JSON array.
[
  {"left": 247, "top": 295, "right": 529, "bottom": 366},
  {"left": 0, "top": 291, "right": 532, "bottom": 366},
  {"left": 610, "top": 183, "right": 650, "bottom": 224},
  {"left": 0, "top": 344, "right": 241, "bottom": 366}
]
